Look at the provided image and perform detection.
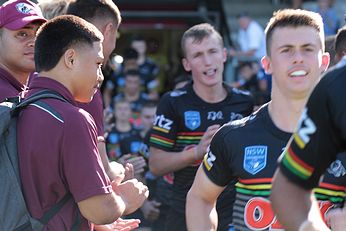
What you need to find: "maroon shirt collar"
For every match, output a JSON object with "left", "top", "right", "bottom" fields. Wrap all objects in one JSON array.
[{"left": 27, "top": 76, "right": 76, "bottom": 105}]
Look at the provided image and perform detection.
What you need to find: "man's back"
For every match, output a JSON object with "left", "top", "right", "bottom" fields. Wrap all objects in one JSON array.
[{"left": 18, "top": 77, "right": 112, "bottom": 230}]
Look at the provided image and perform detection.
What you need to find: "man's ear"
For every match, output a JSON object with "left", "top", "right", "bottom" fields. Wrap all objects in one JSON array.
[
  {"left": 64, "top": 48, "right": 76, "bottom": 69},
  {"left": 320, "top": 52, "right": 330, "bottom": 73},
  {"left": 103, "top": 22, "right": 114, "bottom": 39},
  {"left": 261, "top": 56, "right": 272, "bottom": 75},
  {"left": 182, "top": 58, "right": 191, "bottom": 72}
]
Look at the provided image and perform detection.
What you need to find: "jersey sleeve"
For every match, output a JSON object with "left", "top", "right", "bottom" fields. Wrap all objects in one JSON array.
[
  {"left": 279, "top": 75, "right": 343, "bottom": 189},
  {"left": 62, "top": 110, "right": 112, "bottom": 202},
  {"left": 149, "top": 93, "right": 177, "bottom": 151},
  {"left": 202, "top": 125, "right": 235, "bottom": 186}
]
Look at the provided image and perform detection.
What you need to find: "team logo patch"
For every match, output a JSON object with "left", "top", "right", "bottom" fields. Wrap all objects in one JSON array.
[
  {"left": 327, "top": 160, "right": 346, "bottom": 177},
  {"left": 16, "top": 3, "right": 34, "bottom": 14},
  {"left": 184, "top": 111, "right": 200, "bottom": 130},
  {"left": 243, "top": 146, "right": 267, "bottom": 175}
]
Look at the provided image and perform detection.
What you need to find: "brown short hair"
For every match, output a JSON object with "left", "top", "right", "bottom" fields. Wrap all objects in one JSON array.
[
  {"left": 181, "top": 23, "right": 223, "bottom": 57},
  {"left": 67, "top": 0, "right": 121, "bottom": 28},
  {"left": 265, "top": 9, "right": 324, "bottom": 56},
  {"left": 335, "top": 26, "right": 346, "bottom": 58}
]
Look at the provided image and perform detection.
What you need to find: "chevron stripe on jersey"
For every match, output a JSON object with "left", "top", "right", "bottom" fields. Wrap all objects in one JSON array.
[
  {"left": 149, "top": 134, "right": 175, "bottom": 148},
  {"left": 176, "top": 132, "right": 203, "bottom": 147},
  {"left": 282, "top": 146, "right": 314, "bottom": 180},
  {"left": 233, "top": 178, "right": 282, "bottom": 230},
  {"left": 314, "top": 182, "right": 346, "bottom": 203}
]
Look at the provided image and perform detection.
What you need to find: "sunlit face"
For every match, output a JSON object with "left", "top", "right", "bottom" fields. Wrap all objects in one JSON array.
[
  {"left": 182, "top": 34, "right": 227, "bottom": 88},
  {"left": 0, "top": 22, "right": 42, "bottom": 73},
  {"left": 102, "top": 23, "right": 118, "bottom": 64},
  {"left": 140, "top": 106, "right": 156, "bottom": 132},
  {"left": 262, "top": 26, "right": 329, "bottom": 99},
  {"left": 73, "top": 41, "right": 104, "bottom": 103}
]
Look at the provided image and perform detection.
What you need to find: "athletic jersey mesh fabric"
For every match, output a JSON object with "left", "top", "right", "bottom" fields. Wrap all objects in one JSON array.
[
  {"left": 279, "top": 66, "right": 346, "bottom": 189},
  {"left": 149, "top": 81, "right": 254, "bottom": 218}
]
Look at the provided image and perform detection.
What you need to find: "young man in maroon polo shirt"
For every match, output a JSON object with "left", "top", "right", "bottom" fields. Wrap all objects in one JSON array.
[
  {"left": 17, "top": 15, "right": 148, "bottom": 230},
  {"left": 0, "top": 0, "right": 46, "bottom": 101},
  {"left": 66, "top": 0, "right": 137, "bottom": 183}
]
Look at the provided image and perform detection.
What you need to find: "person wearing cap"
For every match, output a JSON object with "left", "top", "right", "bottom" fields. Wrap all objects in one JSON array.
[
  {"left": 17, "top": 14, "right": 149, "bottom": 230},
  {"left": 0, "top": 0, "right": 46, "bottom": 101}
]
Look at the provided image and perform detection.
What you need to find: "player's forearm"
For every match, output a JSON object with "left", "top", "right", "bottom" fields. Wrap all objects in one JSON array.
[
  {"left": 271, "top": 169, "right": 328, "bottom": 231},
  {"left": 186, "top": 191, "right": 217, "bottom": 231},
  {"left": 98, "top": 141, "right": 120, "bottom": 181},
  {"left": 149, "top": 147, "right": 196, "bottom": 176}
]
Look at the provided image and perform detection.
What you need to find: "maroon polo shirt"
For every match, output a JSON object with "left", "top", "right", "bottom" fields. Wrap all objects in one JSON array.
[
  {"left": 0, "top": 67, "right": 25, "bottom": 101},
  {"left": 29, "top": 72, "right": 105, "bottom": 139},
  {"left": 17, "top": 76, "right": 112, "bottom": 230},
  {"left": 77, "top": 89, "right": 105, "bottom": 139}
]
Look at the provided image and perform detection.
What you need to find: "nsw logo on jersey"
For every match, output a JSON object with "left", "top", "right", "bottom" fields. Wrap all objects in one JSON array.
[
  {"left": 184, "top": 111, "right": 201, "bottom": 130},
  {"left": 243, "top": 146, "right": 267, "bottom": 175}
]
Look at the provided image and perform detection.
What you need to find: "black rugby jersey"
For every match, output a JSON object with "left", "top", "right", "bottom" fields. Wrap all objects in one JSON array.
[
  {"left": 205, "top": 102, "right": 346, "bottom": 230},
  {"left": 314, "top": 152, "right": 346, "bottom": 213},
  {"left": 204, "top": 104, "right": 291, "bottom": 230},
  {"left": 106, "top": 126, "right": 143, "bottom": 161},
  {"left": 279, "top": 65, "right": 346, "bottom": 189},
  {"left": 149, "top": 81, "right": 254, "bottom": 221}
]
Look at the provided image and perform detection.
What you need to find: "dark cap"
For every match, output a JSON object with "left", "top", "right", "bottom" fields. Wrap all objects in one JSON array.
[{"left": 0, "top": 0, "right": 46, "bottom": 30}]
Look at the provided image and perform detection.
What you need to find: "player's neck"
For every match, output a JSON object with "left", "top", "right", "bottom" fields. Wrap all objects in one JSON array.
[
  {"left": 268, "top": 98, "right": 306, "bottom": 133},
  {"left": 192, "top": 82, "right": 226, "bottom": 103}
]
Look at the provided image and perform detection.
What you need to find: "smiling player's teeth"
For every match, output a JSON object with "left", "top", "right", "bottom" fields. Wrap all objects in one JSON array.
[
  {"left": 290, "top": 70, "right": 307, "bottom": 76},
  {"left": 205, "top": 69, "right": 215, "bottom": 75}
]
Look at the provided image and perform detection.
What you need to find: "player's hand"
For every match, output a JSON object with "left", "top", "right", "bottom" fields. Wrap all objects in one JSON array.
[
  {"left": 118, "top": 154, "right": 147, "bottom": 176},
  {"left": 108, "top": 161, "right": 125, "bottom": 185},
  {"left": 94, "top": 218, "right": 140, "bottom": 231},
  {"left": 195, "top": 124, "right": 220, "bottom": 160},
  {"left": 112, "top": 179, "right": 149, "bottom": 215},
  {"left": 123, "top": 162, "right": 134, "bottom": 182},
  {"left": 141, "top": 200, "right": 161, "bottom": 221}
]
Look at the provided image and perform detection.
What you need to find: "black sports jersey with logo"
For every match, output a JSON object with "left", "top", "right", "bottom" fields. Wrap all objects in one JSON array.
[
  {"left": 205, "top": 102, "right": 346, "bottom": 230},
  {"left": 204, "top": 104, "right": 291, "bottom": 230},
  {"left": 279, "top": 66, "right": 346, "bottom": 189},
  {"left": 149, "top": 82, "right": 254, "bottom": 224},
  {"left": 106, "top": 126, "right": 143, "bottom": 160}
]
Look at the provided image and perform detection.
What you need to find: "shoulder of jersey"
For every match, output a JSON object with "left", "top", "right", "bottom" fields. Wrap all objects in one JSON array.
[
  {"left": 230, "top": 86, "right": 251, "bottom": 96},
  {"left": 169, "top": 89, "right": 188, "bottom": 97},
  {"left": 224, "top": 108, "right": 260, "bottom": 131},
  {"left": 322, "top": 65, "right": 346, "bottom": 83}
]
